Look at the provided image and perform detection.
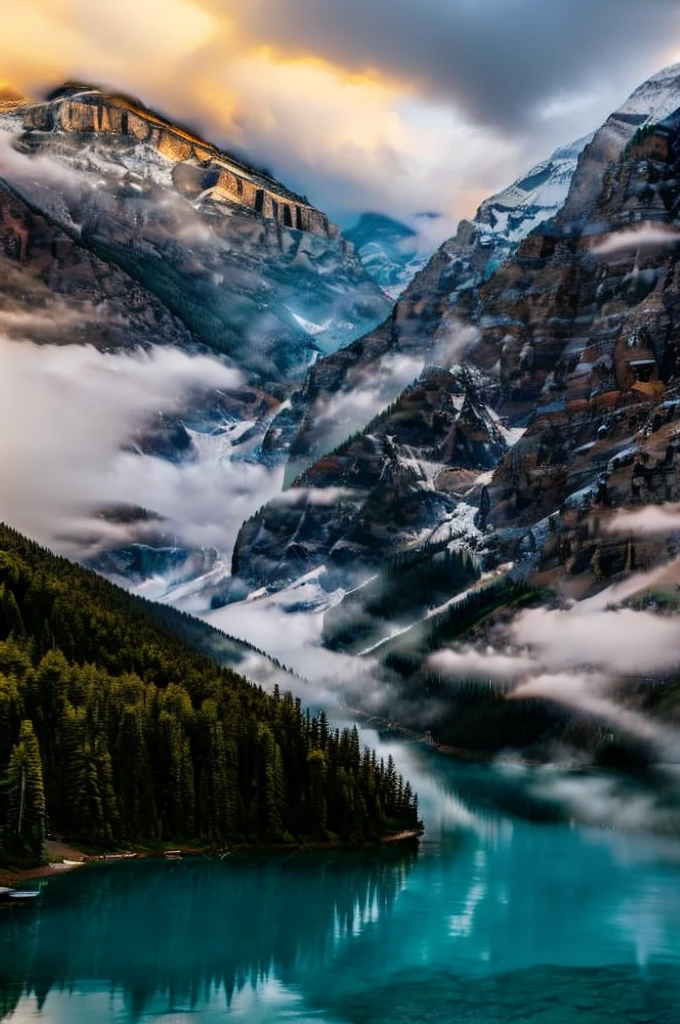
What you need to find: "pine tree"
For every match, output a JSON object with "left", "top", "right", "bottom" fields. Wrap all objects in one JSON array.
[
  {"left": 4, "top": 720, "right": 46, "bottom": 859},
  {"left": 307, "top": 749, "right": 328, "bottom": 836},
  {"left": 0, "top": 584, "right": 24, "bottom": 639},
  {"left": 260, "top": 726, "right": 285, "bottom": 841}
]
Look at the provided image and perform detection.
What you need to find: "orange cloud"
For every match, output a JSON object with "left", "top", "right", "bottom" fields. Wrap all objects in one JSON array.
[{"left": 0, "top": 0, "right": 517, "bottom": 225}]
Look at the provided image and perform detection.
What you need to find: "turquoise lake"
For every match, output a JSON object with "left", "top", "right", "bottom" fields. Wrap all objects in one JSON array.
[{"left": 2, "top": 745, "right": 680, "bottom": 1024}]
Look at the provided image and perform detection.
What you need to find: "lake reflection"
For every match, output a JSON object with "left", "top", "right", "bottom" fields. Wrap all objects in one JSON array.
[{"left": 3, "top": 754, "right": 680, "bottom": 1024}]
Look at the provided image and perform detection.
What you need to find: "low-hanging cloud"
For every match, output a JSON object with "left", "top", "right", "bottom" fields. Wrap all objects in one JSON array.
[
  {"left": 525, "top": 766, "right": 680, "bottom": 833},
  {"left": 512, "top": 670, "right": 677, "bottom": 752},
  {"left": 313, "top": 352, "right": 425, "bottom": 441},
  {"left": 592, "top": 224, "right": 680, "bottom": 257},
  {"left": 431, "top": 320, "right": 480, "bottom": 369},
  {"left": 511, "top": 605, "right": 680, "bottom": 675},
  {"left": 427, "top": 647, "right": 538, "bottom": 683},
  {"left": 606, "top": 504, "right": 680, "bottom": 536},
  {"left": 421, "top": 562, "right": 680, "bottom": 763},
  {"left": 0, "top": 337, "right": 284, "bottom": 560},
  {"left": 276, "top": 486, "right": 357, "bottom": 508},
  {"left": 0, "top": 131, "right": 89, "bottom": 195}
]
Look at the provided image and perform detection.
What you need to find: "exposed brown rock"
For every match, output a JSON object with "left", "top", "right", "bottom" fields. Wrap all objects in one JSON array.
[{"left": 22, "top": 84, "right": 331, "bottom": 237}]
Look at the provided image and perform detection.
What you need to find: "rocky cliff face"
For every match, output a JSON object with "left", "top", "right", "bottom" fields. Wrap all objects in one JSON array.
[
  {"left": 0, "top": 177, "right": 197, "bottom": 351},
  {"left": 475, "top": 117, "right": 680, "bottom": 535},
  {"left": 273, "top": 65, "right": 680, "bottom": 482},
  {"left": 274, "top": 138, "right": 590, "bottom": 480},
  {"left": 0, "top": 84, "right": 390, "bottom": 383},
  {"left": 231, "top": 63, "right": 680, "bottom": 606},
  {"left": 24, "top": 85, "right": 332, "bottom": 235},
  {"left": 557, "top": 60, "right": 680, "bottom": 227},
  {"left": 230, "top": 366, "right": 507, "bottom": 593}
]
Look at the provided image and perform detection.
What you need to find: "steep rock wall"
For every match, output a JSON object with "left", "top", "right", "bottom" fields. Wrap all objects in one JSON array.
[{"left": 22, "top": 87, "right": 332, "bottom": 237}]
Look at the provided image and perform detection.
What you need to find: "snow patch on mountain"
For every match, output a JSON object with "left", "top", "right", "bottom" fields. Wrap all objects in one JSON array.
[
  {"left": 288, "top": 310, "right": 333, "bottom": 336},
  {"left": 617, "top": 61, "right": 680, "bottom": 122},
  {"left": 474, "top": 134, "right": 593, "bottom": 251}
]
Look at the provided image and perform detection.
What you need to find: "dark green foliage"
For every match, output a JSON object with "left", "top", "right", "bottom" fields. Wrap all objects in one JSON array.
[
  {"left": 3, "top": 719, "right": 46, "bottom": 859},
  {"left": 323, "top": 541, "right": 480, "bottom": 653},
  {"left": 629, "top": 123, "right": 660, "bottom": 149},
  {"left": 0, "top": 524, "right": 419, "bottom": 857},
  {"left": 418, "top": 675, "right": 574, "bottom": 754},
  {"left": 379, "top": 577, "right": 532, "bottom": 674}
]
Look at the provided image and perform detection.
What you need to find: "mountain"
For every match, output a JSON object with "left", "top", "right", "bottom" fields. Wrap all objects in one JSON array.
[
  {"left": 0, "top": 523, "right": 419, "bottom": 861},
  {"left": 231, "top": 365, "right": 507, "bottom": 593},
  {"left": 277, "top": 65, "right": 680, "bottom": 483},
  {"left": 7, "top": 63, "right": 680, "bottom": 768},
  {"left": 0, "top": 84, "right": 389, "bottom": 378},
  {"left": 214, "top": 63, "right": 680, "bottom": 762},
  {"left": 274, "top": 137, "right": 590, "bottom": 484},
  {"left": 345, "top": 212, "right": 431, "bottom": 298},
  {"left": 0, "top": 82, "right": 393, "bottom": 582},
  {"left": 474, "top": 134, "right": 593, "bottom": 259},
  {"left": 239, "top": 61, "right": 680, "bottom": 583}
]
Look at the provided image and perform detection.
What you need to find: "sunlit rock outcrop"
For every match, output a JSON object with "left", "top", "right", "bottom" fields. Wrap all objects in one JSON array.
[{"left": 23, "top": 84, "right": 332, "bottom": 236}]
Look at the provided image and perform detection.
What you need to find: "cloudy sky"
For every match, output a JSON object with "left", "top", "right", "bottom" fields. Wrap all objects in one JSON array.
[{"left": 3, "top": 1, "right": 680, "bottom": 226}]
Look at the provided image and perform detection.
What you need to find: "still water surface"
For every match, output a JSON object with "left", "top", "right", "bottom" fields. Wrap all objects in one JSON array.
[{"left": 2, "top": 748, "right": 680, "bottom": 1024}]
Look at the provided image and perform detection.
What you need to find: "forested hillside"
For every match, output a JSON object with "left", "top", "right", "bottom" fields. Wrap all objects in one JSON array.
[{"left": 0, "top": 524, "right": 419, "bottom": 861}]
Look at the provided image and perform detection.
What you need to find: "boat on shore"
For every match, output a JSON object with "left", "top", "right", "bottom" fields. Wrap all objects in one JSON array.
[{"left": 0, "top": 887, "right": 42, "bottom": 903}]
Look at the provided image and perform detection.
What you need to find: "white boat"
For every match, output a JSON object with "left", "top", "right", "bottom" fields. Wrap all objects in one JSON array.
[{"left": 8, "top": 890, "right": 41, "bottom": 900}]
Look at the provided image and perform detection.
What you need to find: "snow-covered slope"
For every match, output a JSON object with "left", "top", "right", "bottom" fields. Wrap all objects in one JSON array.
[
  {"left": 558, "top": 62, "right": 680, "bottom": 226},
  {"left": 617, "top": 61, "right": 680, "bottom": 121},
  {"left": 461, "top": 62, "right": 680, "bottom": 268},
  {"left": 475, "top": 134, "right": 593, "bottom": 251}
]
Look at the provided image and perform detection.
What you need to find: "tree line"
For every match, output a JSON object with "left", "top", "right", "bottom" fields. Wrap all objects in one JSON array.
[
  {"left": 0, "top": 524, "right": 419, "bottom": 861},
  {"left": 324, "top": 541, "right": 479, "bottom": 653}
]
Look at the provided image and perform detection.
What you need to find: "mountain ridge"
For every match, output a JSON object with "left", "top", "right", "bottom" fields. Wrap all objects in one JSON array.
[
  {"left": 0, "top": 80, "right": 390, "bottom": 379},
  {"left": 271, "top": 61, "right": 680, "bottom": 484},
  {"left": 16, "top": 81, "right": 332, "bottom": 234}
]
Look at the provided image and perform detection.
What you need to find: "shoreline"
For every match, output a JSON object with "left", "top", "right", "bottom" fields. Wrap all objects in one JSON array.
[{"left": 0, "top": 830, "right": 423, "bottom": 885}]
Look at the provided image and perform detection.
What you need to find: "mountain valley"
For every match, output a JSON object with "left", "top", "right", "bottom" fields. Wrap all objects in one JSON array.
[{"left": 6, "top": 64, "right": 680, "bottom": 772}]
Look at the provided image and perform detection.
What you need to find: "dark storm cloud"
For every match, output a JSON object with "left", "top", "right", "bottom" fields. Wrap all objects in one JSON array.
[{"left": 228, "top": 0, "right": 680, "bottom": 133}]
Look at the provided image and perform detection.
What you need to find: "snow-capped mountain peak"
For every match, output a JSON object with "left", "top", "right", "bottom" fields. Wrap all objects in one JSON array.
[
  {"left": 474, "top": 133, "right": 594, "bottom": 249},
  {"left": 616, "top": 61, "right": 680, "bottom": 122}
]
